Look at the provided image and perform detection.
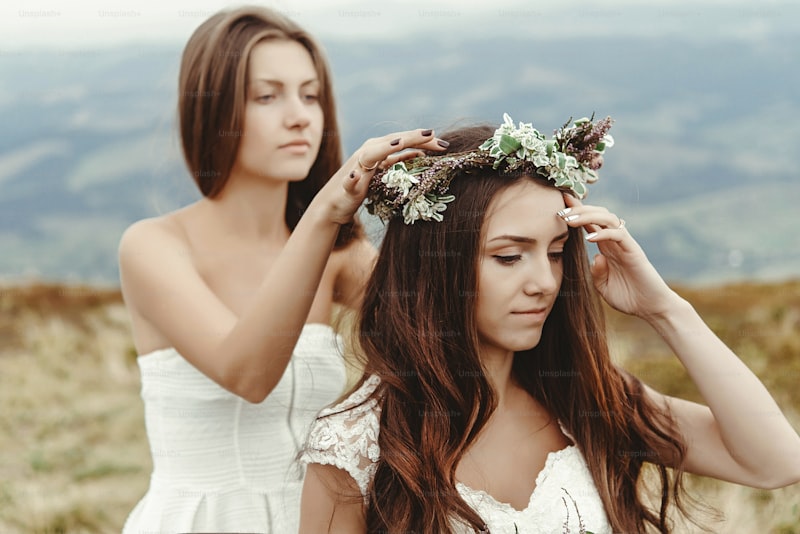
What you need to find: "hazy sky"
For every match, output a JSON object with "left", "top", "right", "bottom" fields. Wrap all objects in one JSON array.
[{"left": 2, "top": 0, "right": 797, "bottom": 52}]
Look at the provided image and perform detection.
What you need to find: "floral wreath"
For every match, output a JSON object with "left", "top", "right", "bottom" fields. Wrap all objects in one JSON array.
[{"left": 366, "top": 113, "right": 614, "bottom": 224}]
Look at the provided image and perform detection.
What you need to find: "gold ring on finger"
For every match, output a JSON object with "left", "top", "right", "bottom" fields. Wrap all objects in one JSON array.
[{"left": 357, "top": 156, "right": 379, "bottom": 172}]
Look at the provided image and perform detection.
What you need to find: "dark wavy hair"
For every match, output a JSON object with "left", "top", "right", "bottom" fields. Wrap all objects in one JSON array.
[
  {"left": 177, "top": 5, "right": 359, "bottom": 247},
  {"left": 344, "top": 125, "right": 700, "bottom": 533}
]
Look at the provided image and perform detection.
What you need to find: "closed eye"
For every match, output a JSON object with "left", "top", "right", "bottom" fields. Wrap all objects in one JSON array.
[
  {"left": 548, "top": 251, "right": 564, "bottom": 263},
  {"left": 493, "top": 255, "right": 522, "bottom": 265}
]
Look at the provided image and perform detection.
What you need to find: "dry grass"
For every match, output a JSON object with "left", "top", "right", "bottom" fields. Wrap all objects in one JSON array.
[
  {"left": 0, "top": 284, "right": 147, "bottom": 533},
  {"left": 608, "top": 281, "right": 800, "bottom": 532},
  {"left": 1, "top": 281, "right": 799, "bottom": 532}
]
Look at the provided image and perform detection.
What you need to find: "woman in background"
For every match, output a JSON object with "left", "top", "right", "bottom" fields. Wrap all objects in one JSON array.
[{"left": 118, "top": 6, "right": 445, "bottom": 533}]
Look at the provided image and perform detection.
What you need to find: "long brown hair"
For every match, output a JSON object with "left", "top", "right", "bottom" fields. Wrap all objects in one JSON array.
[
  {"left": 355, "top": 125, "right": 697, "bottom": 532},
  {"left": 177, "top": 5, "right": 358, "bottom": 247}
]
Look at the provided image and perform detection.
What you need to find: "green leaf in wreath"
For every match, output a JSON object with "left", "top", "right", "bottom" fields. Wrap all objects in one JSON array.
[{"left": 498, "top": 133, "right": 522, "bottom": 155}]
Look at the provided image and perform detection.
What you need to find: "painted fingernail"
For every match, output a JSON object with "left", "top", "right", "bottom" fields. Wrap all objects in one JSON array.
[
  {"left": 437, "top": 139, "right": 450, "bottom": 148},
  {"left": 564, "top": 214, "right": 580, "bottom": 222},
  {"left": 421, "top": 129, "right": 433, "bottom": 136},
  {"left": 585, "top": 232, "right": 598, "bottom": 241},
  {"left": 557, "top": 208, "right": 572, "bottom": 217},
  {"left": 390, "top": 138, "right": 401, "bottom": 146}
]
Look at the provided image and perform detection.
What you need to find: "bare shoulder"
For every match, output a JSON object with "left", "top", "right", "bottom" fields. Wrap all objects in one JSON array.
[
  {"left": 331, "top": 237, "right": 378, "bottom": 272},
  {"left": 117, "top": 209, "right": 198, "bottom": 313},
  {"left": 332, "top": 235, "right": 378, "bottom": 265},
  {"left": 118, "top": 212, "right": 188, "bottom": 260},
  {"left": 331, "top": 235, "right": 378, "bottom": 308}
]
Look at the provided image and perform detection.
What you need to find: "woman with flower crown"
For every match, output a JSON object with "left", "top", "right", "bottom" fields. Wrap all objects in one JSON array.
[
  {"left": 297, "top": 115, "right": 800, "bottom": 533},
  {"left": 117, "top": 6, "right": 448, "bottom": 533}
]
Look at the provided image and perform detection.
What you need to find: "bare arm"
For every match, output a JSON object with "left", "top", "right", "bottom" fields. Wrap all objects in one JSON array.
[
  {"left": 642, "top": 299, "right": 800, "bottom": 489},
  {"left": 120, "top": 130, "right": 442, "bottom": 402},
  {"left": 560, "top": 194, "right": 800, "bottom": 489},
  {"left": 119, "top": 205, "right": 339, "bottom": 403},
  {"left": 299, "top": 463, "right": 366, "bottom": 534}
]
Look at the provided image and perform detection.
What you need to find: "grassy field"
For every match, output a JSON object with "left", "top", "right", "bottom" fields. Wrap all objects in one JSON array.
[{"left": 0, "top": 281, "right": 798, "bottom": 533}]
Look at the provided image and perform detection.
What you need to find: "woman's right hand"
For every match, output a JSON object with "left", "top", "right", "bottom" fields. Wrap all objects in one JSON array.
[{"left": 313, "top": 129, "right": 448, "bottom": 225}]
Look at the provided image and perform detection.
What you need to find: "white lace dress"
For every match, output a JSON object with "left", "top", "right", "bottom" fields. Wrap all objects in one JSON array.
[
  {"left": 301, "top": 375, "right": 613, "bottom": 534},
  {"left": 123, "top": 323, "right": 347, "bottom": 534}
]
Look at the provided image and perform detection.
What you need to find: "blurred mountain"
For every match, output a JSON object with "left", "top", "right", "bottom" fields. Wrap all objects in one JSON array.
[{"left": 1, "top": 34, "right": 798, "bottom": 285}]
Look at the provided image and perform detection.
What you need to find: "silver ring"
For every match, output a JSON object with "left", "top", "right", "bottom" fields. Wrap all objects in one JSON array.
[
  {"left": 357, "top": 156, "right": 379, "bottom": 172},
  {"left": 617, "top": 218, "right": 626, "bottom": 229}
]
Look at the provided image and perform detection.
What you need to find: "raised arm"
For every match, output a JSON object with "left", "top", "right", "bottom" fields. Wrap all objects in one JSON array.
[
  {"left": 120, "top": 130, "right": 441, "bottom": 403},
  {"left": 638, "top": 299, "right": 800, "bottom": 489},
  {"left": 560, "top": 194, "right": 800, "bottom": 489}
]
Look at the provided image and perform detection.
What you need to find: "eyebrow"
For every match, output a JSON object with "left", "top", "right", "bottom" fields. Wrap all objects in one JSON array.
[
  {"left": 488, "top": 231, "right": 570, "bottom": 244},
  {"left": 251, "top": 78, "right": 319, "bottom": 87}
]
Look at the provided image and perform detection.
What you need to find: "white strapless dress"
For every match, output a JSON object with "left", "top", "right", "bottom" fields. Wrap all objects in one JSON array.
[{"left": 122, "top": 323, "right": 347, "bottom": 534}]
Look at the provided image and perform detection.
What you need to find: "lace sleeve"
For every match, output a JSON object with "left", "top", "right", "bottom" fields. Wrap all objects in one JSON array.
[{"left": 300, "top": 375, "right": 382, "bottom": 498}]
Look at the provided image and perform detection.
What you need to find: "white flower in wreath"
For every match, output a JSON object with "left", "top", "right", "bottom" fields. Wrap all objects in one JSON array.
[
  {"left": 576, "top": 166, "right": 599, "bottom": 185},
  {"left": 497, "top": 112, "right": 517, "bottom": 136},
  {"left": 600, "top": 133, "right": 615, "bottom": 151},
  {"left": 402, "top": 195, "right": 432, "bottom": 224},
  {"left": 548, "top": 151, "right": 579, "bottom": 178},
  {"left": 402, "top": 194, "right": 454, "bottom": 224},
  {"left": 484, "top": 114, "right": 520, "bottom": 153},
  {"left": 516, "top": 129, "right": 547, "bottom": 161},
  {"left": 427, "top": 194, "right": 455, "bottom": 220},
  {"left": 543, "top": 152, "right": 582, "bottom": 193},
  {"left": 484, "top": 114, "right": 550, "bottom": 166},
  {"left": 381, "top": 163, "right": 419, "bottom": 199}
]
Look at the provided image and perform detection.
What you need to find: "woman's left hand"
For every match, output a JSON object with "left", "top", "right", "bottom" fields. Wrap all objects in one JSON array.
[{"left": 559, "top": 194, "right": 681, "bottom": 319}]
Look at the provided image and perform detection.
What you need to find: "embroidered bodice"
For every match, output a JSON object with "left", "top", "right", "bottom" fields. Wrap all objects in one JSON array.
[{"left": 301, "top": 375, "right": 613, "bottom": 533}]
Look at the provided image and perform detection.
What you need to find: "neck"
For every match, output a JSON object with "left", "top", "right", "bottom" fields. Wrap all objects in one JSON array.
[
  {"left": 480, "top": 346, "right": 517, "bottom": 407},
  {"left": 206, "top": 171, "right": 292, "bottom": 243}
]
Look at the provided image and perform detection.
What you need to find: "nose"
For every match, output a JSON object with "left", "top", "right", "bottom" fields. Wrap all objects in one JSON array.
[
  {"left": 284, "top": 93, "right": 312, "bottom": 130},
  {"left": 522, "top": 253, "right": 559, "bottom": 296}
]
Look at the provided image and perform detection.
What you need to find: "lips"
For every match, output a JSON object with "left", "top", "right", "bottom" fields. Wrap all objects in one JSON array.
[
  {"left": 511, "top": 307, "right": 549, "bottom": 323},
  {"left": 279, "top": 139, "right": 311, "bottom": 148},
  {"left": 512, "top": 307, "right": 547, "bottom": 315}
]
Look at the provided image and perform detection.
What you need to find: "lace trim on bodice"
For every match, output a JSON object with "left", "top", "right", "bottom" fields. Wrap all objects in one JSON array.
[
  {"left": 454, "top": 444, "right": 576, "bottom": 514},
  {"left": 300, "top": 374, "right": 382, "bottom": 497},
  {"left": 300, "top": 375, "right": 612, "bottom": 533}
]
